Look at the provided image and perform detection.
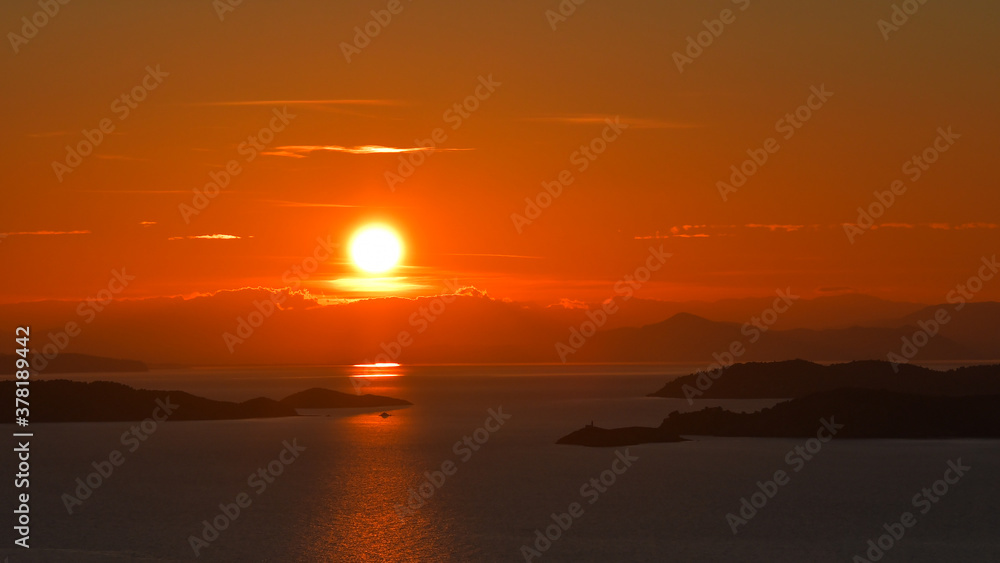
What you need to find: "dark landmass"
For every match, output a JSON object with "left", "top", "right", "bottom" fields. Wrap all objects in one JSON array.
[
  {"left": 280, "top": 387, "right": 412, "bottom": 408},
  {"left": 557, "top": 388, "right": 1000, "bottom": 446},
  {"left": 0, "top": 380, "right": 411, "bottom": 423},
  {"left": 0, "top": 353, "right": 148, "bottom": 374},
  {"left": 649, "top": 359, "right": 1000, "bottom": 399},
  {"left": 556, "top": 424, "right": 686, "bottom": 447},
  {"left": 658, "top": 388, "right": 1000, "bottom": 438}
]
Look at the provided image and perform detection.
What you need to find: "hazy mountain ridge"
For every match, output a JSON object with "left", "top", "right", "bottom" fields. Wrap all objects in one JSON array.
[
  {"left": 571, "top": 312, "right": 993, "bottom": 363},
  {"left": 0, "top": 353, "right": 147, "bottom": 374},
  {"left": 0, "top": 290, "right": 996, "bottom": 365}
]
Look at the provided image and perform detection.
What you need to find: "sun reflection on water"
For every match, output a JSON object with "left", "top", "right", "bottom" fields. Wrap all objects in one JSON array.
[{"left": 286, "top": 364, "right": 475, "bottom": 560}]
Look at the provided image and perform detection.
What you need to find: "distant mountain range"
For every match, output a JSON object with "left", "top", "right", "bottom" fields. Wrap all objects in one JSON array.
[
  {"left": 570, "top": 300, "right": 1000, "bottom": 362},
  {"left": 0, "top": 353, "right": 147, "bottom": 374},
  {"left": 599, "top": 293, "right": 929, "bottom": 331},
  {"left": 0, "top": 289, "right": 996, "bottom": 365}
]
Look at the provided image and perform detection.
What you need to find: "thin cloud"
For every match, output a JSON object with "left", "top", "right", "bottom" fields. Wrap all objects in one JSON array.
[
  {"left": 640, "top": 222, "right": 999, "bottom": 240},
  {"left": 262, "top": 199, "right": 364, "bottom": 208},
  {"left": 262, "top": 145, "right": 473, "bottom": 158},
  {"left": 635, "top": 224, "right": 714, "bottom": 239},
  {"left": 634, "top": 224, "right": 817, "bottom": 239},
  {"left": 871, "top": 223, "right": 915, "bottom": 229},
  {"left": 167, "top": 234, "right": 247, "bottom": 241},
  {"left": 1, "top": 230, "right": 91, "bottom": 236},
  {"left": 745, "top": 224, "right": 807, "bottom": 232},
  {"left": 185, "top": 99, "right": 404, "bottom": 107},
  {"left": 94, "top": 154, "right": 150, "bottom": 162},
  {"left": 550, "top": 298, "right": 588, "bottom": 309},
  {"left": 635, "top": 232, "right": 710, "bottom": 239},
  {"left": 139, "top": 221, "right": 157, "bottom": 226},
  {"left": 865, "top": 222, "right": 998, "bottom": 231},
  {"left": 331, "top": 277, "right": 430, "bottom": 293},
  {"left": 78, "top": 190, "right": 191, "bottom": 194},
  {"left": 816, "top": 286, "right": 856, "bottom": 294},
  {"left": 955, "top": 222, "right": 999, "bottom": 230},
  {"left": 443, "top": 253, "right": 544, "bottom": 259},
  {"left": 523, "top": 114, "right": 703, "bottom": 129}
]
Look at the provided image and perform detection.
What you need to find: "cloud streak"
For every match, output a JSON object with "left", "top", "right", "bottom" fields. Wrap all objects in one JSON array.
[
  {"left": 167, "top": 234, "right": 247, "bottom": 241},
  {"left": 261, "top": 145, "right": 473, "bottom": 158},
  {"left": 523, "top": 114, "right": 703, "bottom": 129},
  {"left": 185, "top": 99, "right": 404, "bottom": 107},
  {"left": 855, "top": 222, "right": 999, "bottom": 231},
  {"left": 77, "top": 190, "right": 191, "bottom": 194},
  {"left": 1, "top": 230, "right": 91, "bottom": 236},
  {"left": 443, "top": 253, "right": 544, "bottom": 259},
  {"left": 636, "top": 222, "right": 1000, "bottom": 239},
  {"left": 261, "top": 199, "right": 365, "bottom": 208}
]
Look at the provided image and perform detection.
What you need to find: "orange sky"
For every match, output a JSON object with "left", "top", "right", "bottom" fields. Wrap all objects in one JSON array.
[{"left": 1, "top": 0, "right": 998, "bottom": 305}]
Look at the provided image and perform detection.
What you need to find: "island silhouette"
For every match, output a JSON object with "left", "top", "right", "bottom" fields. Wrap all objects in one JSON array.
[
  {"left": 559, "top": 360, "right": 1000, "bottom": 446},
  {"left": 1, "top": 379, "right": 411, "bottom": 423},
  {"left": 649, "top": 359, "right": 1000, "bottom": 399}
]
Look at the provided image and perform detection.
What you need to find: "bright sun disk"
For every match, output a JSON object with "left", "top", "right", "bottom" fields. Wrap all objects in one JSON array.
[{"left": 350, "top": 225, "right": 403, "bottom": 274}]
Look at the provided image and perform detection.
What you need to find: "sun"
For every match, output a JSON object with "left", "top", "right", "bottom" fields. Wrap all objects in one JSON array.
[{"left": 350, "top": 225, "right": 403, "bottom": 274}]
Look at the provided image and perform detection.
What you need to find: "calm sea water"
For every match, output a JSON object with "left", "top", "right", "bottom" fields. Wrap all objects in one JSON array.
[{"left": 3, "top": 364, "right": 999, "bottom": 562}]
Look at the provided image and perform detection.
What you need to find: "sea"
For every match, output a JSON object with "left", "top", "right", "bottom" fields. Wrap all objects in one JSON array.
[{"left": 2, "top": 363, "right": 998, "bottom": 562}]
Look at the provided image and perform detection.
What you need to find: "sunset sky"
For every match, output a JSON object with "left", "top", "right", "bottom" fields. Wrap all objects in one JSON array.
[{"left": 2, "top": 0, "right": 998, "bottom": 305}]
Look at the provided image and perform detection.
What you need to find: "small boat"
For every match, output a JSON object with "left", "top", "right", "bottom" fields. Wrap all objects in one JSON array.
[{"left": 379, "top": 412, "right": 391, "bottom": 418}]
